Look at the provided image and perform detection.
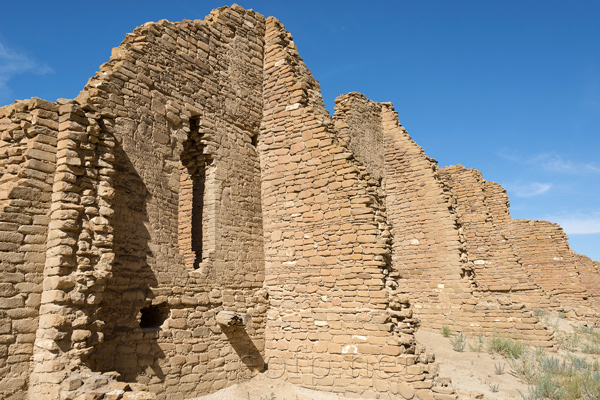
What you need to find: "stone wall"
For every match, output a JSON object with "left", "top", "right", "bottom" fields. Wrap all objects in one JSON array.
[
  {"left": 436, "top": 166, "right": 554, "bottom": 344},
  {"left": 333, "top": 94, "right": 469, "bottom": 333},
  {"left": 22, "top": 6, "right": 269, "bottom": 400},
  {"left": 259, "top": 19, "right": 445, "bottom": 399},
  {"left": 438, "top": 166, "right": 539, "bottom": 298},
  {"left": 574, "top": 253, "right": 600, "bottom": 309},
  {"left": 0, "top": 4, "right": 598, "bottom": 400},
  {"left": 511, "top": 219, "right": 597, "bottom": 318},
  {"left": 333, "top": 95, "right": 554, "bottom": 346},
  {"left": 0, "top": 98, "right": 58, "bottom": 400}
]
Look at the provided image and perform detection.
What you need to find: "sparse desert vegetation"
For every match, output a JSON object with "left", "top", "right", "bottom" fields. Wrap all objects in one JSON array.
[{"left": 431, "top": 313, "right": 600, "bottom": 400}]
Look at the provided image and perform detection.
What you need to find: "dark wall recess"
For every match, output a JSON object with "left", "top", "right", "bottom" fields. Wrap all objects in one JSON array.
[{"left": 139, "top": 305, "right": 169, "bottom": 330}]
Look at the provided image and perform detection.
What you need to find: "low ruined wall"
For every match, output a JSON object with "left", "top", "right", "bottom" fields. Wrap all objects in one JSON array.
[
  {"left": 0, "top": 99, "right": 58, "bottom": 400},
  {"left": 574, "top": 253, "right": 600, "bottom": 309},
  {"left": 438, "top": 166, "right": 538, "bottom": 296},
  {"left": 437, "top": 166, "right": 553, "bottom": 344}
]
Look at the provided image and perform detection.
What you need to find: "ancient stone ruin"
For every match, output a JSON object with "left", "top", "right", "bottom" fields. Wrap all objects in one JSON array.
[{"left": 0, "top": 5, "right": 598, "bottom": 400}]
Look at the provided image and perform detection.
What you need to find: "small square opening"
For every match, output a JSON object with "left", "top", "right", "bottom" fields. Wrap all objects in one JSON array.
[{"left": 139, "top": 304, "right": 169, "bottom": 331}]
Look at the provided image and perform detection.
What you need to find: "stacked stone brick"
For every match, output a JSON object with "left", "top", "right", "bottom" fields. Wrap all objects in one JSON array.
[
  {"left": 334, "top": 94, "right": 467, "bottom": 334},
  {"left": 436, "top": 166, "right": 556, "bottom": 343},
  {"left": 0, "top": 5, "right": 598, "bottom": 400},
  {"left": 333, "top": 95, "right": 554, "bottom": 346},
  {"left": 574, "top": 253, "right": 600, "bottom": 309},
  {"left": 259, "top": 18, "right": 448, "bottom": 399},
  {"left": 71, "top": 7, "right": 268, "bottom": 399},
  {"left": 29, "top": 99, "right": 118, "bottom": 398},
  {"left": 438, "top": 167, "right": 598, "bottom": 325},
  {"left": 0, "top": 98, "right": 58, "bottom": 399},
  {"left": 512, "top": 219, "right": 596, "bottom": 317}
]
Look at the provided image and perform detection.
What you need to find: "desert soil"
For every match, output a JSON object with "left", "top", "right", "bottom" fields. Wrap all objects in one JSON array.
[
  {"left": 415, "top": 330, "right": 528, "bottom": 399},
  {"left": 190, "top": 315, "right": 597, "bottom": 400}
]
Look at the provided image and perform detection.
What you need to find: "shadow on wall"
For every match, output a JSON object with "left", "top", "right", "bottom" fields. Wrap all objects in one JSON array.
[
  {"left": 221, "top": 325, "right": 265, "bottom": 372},
  {"left": 87, "top": 138, "right": 165, "bottom": 381}
]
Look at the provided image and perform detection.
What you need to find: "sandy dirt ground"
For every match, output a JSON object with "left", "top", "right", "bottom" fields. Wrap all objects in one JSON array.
[
  {"left": 416, "top": 314, "right": 599, "bottom": 399},
  {"left": 415, "top": 330, "right": 529, "bottom": 399},
  {"left": 189, "top": 315, "right": 598, "bottom": 400},
  {"left": 190, "top": 373, "right": 352, "bottom": 400},
  {"left": 188, "top": 332, "right": 530, "bottom": 400}
]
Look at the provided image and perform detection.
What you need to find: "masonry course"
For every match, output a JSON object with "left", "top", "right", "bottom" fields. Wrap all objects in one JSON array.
[{"left": 0, "top": 5, "right": 598, "bottom": 400}]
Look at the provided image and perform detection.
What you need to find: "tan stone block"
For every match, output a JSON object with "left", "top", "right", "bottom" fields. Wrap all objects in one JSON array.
[
  {"left": 122, "top": 392, "right": 156, "bottom": 400},
  {"left": 432, "top": 394, "right": 457, "bottom": 400},
  {"left": 415, "top": 389, "right": 435, "bottom": 400},
  {"left": 398, "top": 382, "right": 416, "bottom": 399}
]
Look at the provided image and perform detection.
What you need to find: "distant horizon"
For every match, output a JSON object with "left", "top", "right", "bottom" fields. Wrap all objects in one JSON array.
[{"left": 1, "top": 0, "right": 598, "bottom": 260}]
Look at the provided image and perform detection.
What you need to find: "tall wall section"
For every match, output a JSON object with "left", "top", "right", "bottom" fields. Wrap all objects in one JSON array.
[
  {"left": 333, "top": 93, "right": 470, "bottom": 332},
  {"left": 28, "top": 6, "right": 269, "bottom": 400},
  {"left": 0, "top": 99, "right": 58, "bottom": 400},
  {"left": 3, "top": 4, "right": 600, "bottom": 399},
  {"left": 30, "top": 99, "right": 120, "bottom": 398},
  {"left": 259, "top": 19, "right": 449, "bottom": 400},
  {"left": 437, "top": 166, "right": 552, "bottom": 344},
  {"left": 333, "top": 96, "right": 553, "bottom": 346}
]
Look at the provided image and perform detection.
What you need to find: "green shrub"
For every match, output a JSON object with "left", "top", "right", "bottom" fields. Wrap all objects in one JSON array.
[
  {"left": 514, "top": 353, "right": 600, "bottom": 400},
  {"left": 487, "top": 333, "right": 526, "bottom": 359},
  {"left": 469, "top": 333, "right": 485, "bottom": 352},
  {"left": 508, "top": 352, "right": 539, "bottom": 384},
  {"left": 532, "top": 373, "right": 565, "bottom": 400},
  {"left": 441, "top": 325, "right": 451, "bottom": 337},
  {"left": 451, "top": 332, "right": 466, "bottom": 352},
  {"left": 557, "top": 332, "right": 581, "bottom": 352},
  {"left": 494, "top": 362, "right": 506, "bottom": 375}
]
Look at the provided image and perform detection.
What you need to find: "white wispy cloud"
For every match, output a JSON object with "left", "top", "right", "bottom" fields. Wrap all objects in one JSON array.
[
  {"left": 0, "top": 41, "right": 52, "bottom": 104},
  {"left": 498, "top": 151, "right": 600, "bottom": 174},
  {"left": 546, "top": 211, "right": 600, "bottom": 235},
  {"left": 530, "top": 153, "right": 600, "bottom": 174},
  {"left": 504, "top": 182, "right": 552, "bottom": 198}
]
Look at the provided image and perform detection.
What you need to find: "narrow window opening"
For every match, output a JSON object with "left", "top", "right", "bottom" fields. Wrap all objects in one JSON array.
[
  {"left": 192, "top": 173, "right": 205, "bottom": 269},
  {"left": 139, "top": 305, "right": 169, "bottom": 331},
  {"left": 190, "top": 116, "right": 201, "bottom": 138},
  {"left": 251, "top": 133, "right": 258, "bottom": 147},
  {"left": 180, "top": 115, "right": 213, "bottom": 271}
]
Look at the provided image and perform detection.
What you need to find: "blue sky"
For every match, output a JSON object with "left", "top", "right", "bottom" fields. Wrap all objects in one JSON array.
[{"left": 1, "top": 1, "right": 599, "bottom": 260}]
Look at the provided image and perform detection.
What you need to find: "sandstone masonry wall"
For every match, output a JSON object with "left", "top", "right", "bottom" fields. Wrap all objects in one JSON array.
[
  {"left": 333, "top": 96, "right": 554, "bottom": 346},
  {"left": 333, "top": 94, "right": 470, "bottom": 333},
  {"left": 437, "top": 166, "right": 553, "bottom": 345},
  {"left": 259, "top": 19, "right": 446, "bottom": 400},
  {"left": 0, "top": 99, "right": 58, "bottom": 400},
  {"left": 0, "top": 5, "right": 599, "bottom": 400},
  {"left": 511, "top": 219, "right": 596, "bottom": 318},
  {"left": 29, "top": 98, "right": 117, "bottom": 398},
  {"left": 438, "top": 167, "right": 538, "bottom": 296},
  {"left": 27, "top": 6, "right": 269, "bottom": 400},
  {"left": 574, "top": 253, "right": 600, "bottom": 309}
]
